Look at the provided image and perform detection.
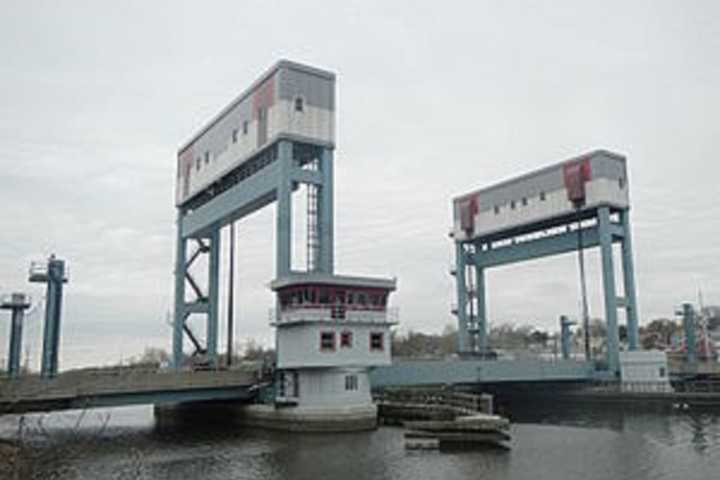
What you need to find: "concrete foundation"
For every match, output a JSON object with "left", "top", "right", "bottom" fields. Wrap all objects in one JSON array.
[
  {"left": 238, "top": 404, "right": 378, "bottom": 432},
  {"left": 153, "top": 402, "right": 378, "bottom": 433}
]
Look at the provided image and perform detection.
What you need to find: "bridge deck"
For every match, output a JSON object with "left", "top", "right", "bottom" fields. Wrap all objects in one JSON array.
[
  {"left": 0, "top": 368, "right": 258, "bottom": 414},
  {"left": 370, "top": 359, "right": 594, "bottom": 388}
]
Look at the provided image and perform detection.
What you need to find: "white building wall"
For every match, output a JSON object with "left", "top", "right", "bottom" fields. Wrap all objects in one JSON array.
[
  {"left": 453, "top": 176, "right": 630, "bottom": 241},
  {"left": 278, "top": 369, "right": 372, "bottom": 409},
  {"left": 619, "top": 351, "right": 673, "bottom": 392},
  {"left": 176, "top": 61, "right": 335, "bottom": 206},
  {"left": 451, "top": 153, "right": 630, "bottom": 241},
  {"left": 277, "top": 323, "right": 392, "bottom": 369}
]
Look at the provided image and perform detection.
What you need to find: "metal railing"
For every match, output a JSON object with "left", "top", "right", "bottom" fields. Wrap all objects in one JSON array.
[
  {"left": 28, "top": 260, "right": 70, "bottom": 282},
  {"left": 269, "top": 306, "right": 399, "bottom": 325},
  {"left": 0, "top": 293, "right": 31, "bottom": 308},
  {"left": 587, "top": 380, "right": 720, "bottom": 394}
]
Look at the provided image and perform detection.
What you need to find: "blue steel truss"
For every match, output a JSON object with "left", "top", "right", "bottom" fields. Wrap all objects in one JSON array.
[
  {"left": 452, "top": 205, "right": 640, "bottom": 374},
  {"left": 173, "top": 140, "right": 334, "bottom": 369}
]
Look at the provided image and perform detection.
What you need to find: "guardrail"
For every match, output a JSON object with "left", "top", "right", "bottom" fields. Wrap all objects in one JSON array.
[
  {"left": 268, "top": 306, "right": 399, "bottom": 325},
  {"left": 588, "top": 380, "right": 720, "bottom": 394}
]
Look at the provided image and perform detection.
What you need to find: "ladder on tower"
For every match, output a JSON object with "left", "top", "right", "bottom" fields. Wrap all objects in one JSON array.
[{"left": 307, "top": 184, "right": 319, "bottom": 271}]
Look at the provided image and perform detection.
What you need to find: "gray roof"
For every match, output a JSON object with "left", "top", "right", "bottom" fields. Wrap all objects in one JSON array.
[
  {"left": 179, "top": 59, "right": 336, "bottom": 153},
  {"left": 270, "top": 272, "right": 397, "bottom": 291},
  {"left": 453, "top": 149, "right": 626, "bottom": 204}
]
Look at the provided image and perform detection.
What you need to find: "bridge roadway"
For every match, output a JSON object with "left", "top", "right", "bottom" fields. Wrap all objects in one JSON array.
[
  {"left": 0, "top": 359, "right": 597, "bottom": 415},
  {"left": 369, "top": 358, "right": 596, "bottom": 388},
  {"left": 0, "top": 368, "right": 258, "bottom": 414}
]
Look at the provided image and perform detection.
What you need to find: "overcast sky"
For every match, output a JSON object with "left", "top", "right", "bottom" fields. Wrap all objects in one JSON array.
[{"left": 1, "top": 1, "right": 719, "bottom": 370}]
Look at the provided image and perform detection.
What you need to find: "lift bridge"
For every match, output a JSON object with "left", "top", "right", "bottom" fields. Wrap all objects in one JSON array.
[{"left": 0, "top": 62, "right": 627, "bottom": 417}]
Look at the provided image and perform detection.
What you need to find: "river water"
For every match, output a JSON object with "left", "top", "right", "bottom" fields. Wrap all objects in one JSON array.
[{"left": 1, "top": 401, "right": 720, "bottom": 480}]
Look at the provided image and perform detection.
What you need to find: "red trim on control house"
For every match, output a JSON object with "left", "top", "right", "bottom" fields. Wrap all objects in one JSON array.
[{"left": 277, "top": 283, "right": 392, "bottom": 312}]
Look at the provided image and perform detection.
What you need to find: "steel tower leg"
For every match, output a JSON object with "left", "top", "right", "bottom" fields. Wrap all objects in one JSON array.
[
  {"left": 598, "top": 207, "right": 620, "bottom": 374},
  {"left": 318, "top": 148, "right": 334, "bottom": 274},
  {"left": 173, "top": 212, "right": 187, "bottom": 369},
  {"left": 276, "top": 140, "right": 293, "bottom": 277},
  {"left": 41, "top": 259, "right": 65, "bottom": 378},
  {"left": 475, "top": 263, "right": 488, "bottom": 355},
  {"left": 682, "top": 303, "right": 697, "bottom": 363},
  {"left": 454, "top": 242, "right": 470, "bottom": 353},
  {"left": 619, "top": 209, "right": 640, "bottom": 350},
  {"left": 560, "top": 315, "right": 572, "bottom": 360},
  {"left": 207, "top": 228, "right": 221, "bottom": 367},
  {"left": 8, "top": 308, "right": 24, "bottom": 377}
]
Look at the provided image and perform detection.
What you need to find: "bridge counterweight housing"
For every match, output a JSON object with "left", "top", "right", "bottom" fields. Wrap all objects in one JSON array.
[{"left": 450, "top": 150, "right": 640, "bottom": 375}]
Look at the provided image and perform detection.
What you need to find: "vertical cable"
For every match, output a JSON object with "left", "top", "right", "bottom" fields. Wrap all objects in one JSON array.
[{"left": 227, "top": 222, "right": 235, "bottom": 366}]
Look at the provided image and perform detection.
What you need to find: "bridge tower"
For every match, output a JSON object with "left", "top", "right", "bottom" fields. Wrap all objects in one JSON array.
[
  {"left": 0, "top": 293, "right": 31, "bottom": 378},
  {"left": 173, "top": 61, "right": 336, "bottom": 369},
  {"left": 29, "top": 255, "right": 68, "bottom": 378},
  {"left": 450, "top": 150, "right": 640, "bottom": 375}
]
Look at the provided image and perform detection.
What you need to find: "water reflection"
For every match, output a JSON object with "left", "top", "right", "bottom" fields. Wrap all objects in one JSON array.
[
  {"left": 502, "top": 398, "right": 720, "bottom": 456},
  {"left": 1, "top": 402, "right": 720, "bottom": 480}
]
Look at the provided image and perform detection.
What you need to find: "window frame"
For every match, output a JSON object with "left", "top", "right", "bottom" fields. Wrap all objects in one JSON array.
[
  {"left": 370, "top": 332, "right": 384, "bottom": 351},
  {"left": 320, "top": 331, "right": 336, "bottom": 351},
  {"left": 344, "top": 374, "right": 358, "bottom": 391},
  {"left": 294, "top": 96, "right": 305, "bottom": 113},
  {"left": 340, "top": 331, "right": 353, "bottom": 348}
]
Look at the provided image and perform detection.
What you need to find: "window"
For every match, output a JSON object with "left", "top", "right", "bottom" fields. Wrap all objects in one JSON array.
[
  {"left": 510, "top": 200, "right": 516, "bottom": 210},
  {"left": 340, "top": 331, "right": 353, "bottom": 348},
  {"left": 540, "top": 191, "right": 546, "bottom": 201},
  {"left": 242, "top": 120, "right": 248, "bottom": 135},
  {"left": 204, "top": 151, "right": 210, "bottom": 164},
  {"left": 320, "top": 331, "right": 335, "bottom": 351},
  {"left": 336, "top": 290, "right": 346, "bottom": 304},
  {"left": 277, "top": 371, "right": 286, "bottom": 397},
  {"left": 232, "top": 129, "right": 238, "bottom": 143},
  {"left": 659, "top": 367, "right": 666, "bottom": 378},
  {"left": 319, "top": 288, "right": 329, "bottom": 304},
  {"left": 347, "top": 292, "right": 354, "bottom": 305},
  {"left": 358, "top": 293, "right": 367, "bottom": 306},
  {"left": 370, "top": 332, "right": 384, "bottom": 351},
  {"left": 494, "top": 205, "right": 500, "bottom": 215},
  {"left": 278, "top": 371, "right": 299, "bottom": 398},
  {"left": 345, "top": 374, "right": 358, "bottom": 391},
  {"left": 521, "top": 197, "right": 528, "bottom": 206},
  {"left": 294, "top": 96, "right": 304, "bottom": 112},
  {"left": 619, "top": 177, "right": 626, "bottom": 189},
  {"left": 195, "top": 157, "right": 201, "bottom": 171},
  {"left": 370, "top": 294, "right": 379, "bottom": 306},
  {"left": 291, "top": 371, "right": 299, "bottom": 397}
]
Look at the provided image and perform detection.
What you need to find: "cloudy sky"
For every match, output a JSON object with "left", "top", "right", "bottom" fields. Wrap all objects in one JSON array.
[{"left": 1, "top": 1, "right": 718, "bottom": 370}]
